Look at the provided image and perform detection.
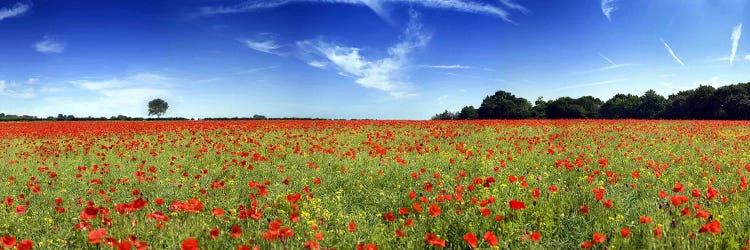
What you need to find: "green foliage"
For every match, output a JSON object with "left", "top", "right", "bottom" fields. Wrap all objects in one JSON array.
[
  {"left": 600, "top": 94, "right": 642, "bottom": 119},
  {"left": 477, "top": 90, "right": 533, "bottom": 119},
  {"left": 148, "top": 98, "right": 169, "bottom": 118},
  {"left": 458, "top": 106, "right": 479, "bottom": 120}
]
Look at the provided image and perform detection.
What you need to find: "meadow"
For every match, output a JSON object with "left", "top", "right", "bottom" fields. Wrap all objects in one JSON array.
[{"left": 0, "top": 120, "right": 748, "bottom": 249}]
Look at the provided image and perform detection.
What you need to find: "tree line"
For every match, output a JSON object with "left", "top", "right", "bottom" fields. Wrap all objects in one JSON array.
[{"left": 432, "top": 82, "right": 750, "bottom": 120}]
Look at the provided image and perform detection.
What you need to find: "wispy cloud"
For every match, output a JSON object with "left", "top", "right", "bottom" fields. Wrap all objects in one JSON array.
[
  {"left": 419, "top": 64, "right": 471, "bottom": 69},
  {"left": 0, "top": 80, "right": 34, "bottom": 98},
  {"left": 59, "top": 73, "right": 174, "bottom": 116},
  {"left": 661, "top": 39, "right": 685, "bottom": 66},
  {"left": 241, "top": 38, "right": 283, "bottom": 55},
  {"left": 200, "top": 0, "right": 525, "bottom": 23},
  {"left": 557, "top": 78, "right": 627, "bottom": 90},
  {"left": 297, "top": 9, "right": 428, "bottom": 97},
  {"left": 307, "top": 61, "right": 328, "bottom": 69},
  {"left": 601, "top": 0, "right": 617, "bottom": 21},
  {"left": 234, "top": 65, "right": 280, "bottom": 75},
  {"left": 745, "top": 55, "right": 750, "bottom": 61},
  {"left": 574, "top": 53, "right": 636, "bottom": 74},
  {"left": 499, "top": 0, "right": 529, "bottom": 14},
  {"left": 0, "top": 2, "right": 30, "bottom": 22},
  {"left": 730, "top": 23, "right": 742, "bottom": 65},
  {"left": 694, "top": 76, "right": 723, "bottom": 88},
  {"left": 33, "top": 37, "right": 65, "bottom": 53}
]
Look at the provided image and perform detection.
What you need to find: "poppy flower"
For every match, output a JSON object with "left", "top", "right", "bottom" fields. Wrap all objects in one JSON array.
[
  {"left": 463, "top": 232, "right": 478, "bottom": 248},
  {"left": 699, "top": 220, "right": 721, "bottom": 234},
  {"left": 578, "top": 206, "right": 589, "bottom": 214},
  {"left": 209, "top": 227, "right": 219, "bottom": 239},
  {"left": 348, "top": 221, "right": 357, "bottom": 232},
  {"left": 425, "top": 233, "right": 446, "bottom": 247},
  {"left": 16, "top": 239, "right": 33, "bottom": 250},
  {"left": 653, "top": 227, "right": 663, "bottom": 238},
  {"left": 581, "top": 241, "right": 592, "bottom": 249},
  {"left": 592, "top": 232, "right": 606, "bottom": 244},
  {"left": 592, "top": 188, "right": 605, "bottom": 201},
  {"left": 1, "top": 235, "right": 16, "bottom": 249},
  {"left": 673, "top": 183, "right": 684, "bottom": 192},
  {"left": 620, "top": 228, "right": 631, "bottom": 238},
  {"left": 428, "top": 204, "right": 441, "bottom": 217},
  {"left": 549, "top": 185, "right": 558, "bottom": 193},
  {"left": 602, "top": 199, "right": 613, "bottom": 209},
  {"left": 230, "top": 224, "right": 242, "bottom": 238},
  {"left": 395, "top": 229, "right": 405, "bottom": 238},
  {"left": 181, "top": 238, "right": 199, "bottom": 250},
  {"left": 509, "top": 200, "right": 526, "bottom": 210},
  {"left": 88, "top": 228, "right": 107, "bottom": 244},
  {"left": 529, "top": 231, "right": 541, "bottom": 242},
  {"left": 484, "top": 231, "right": 498, "bottom": 246},
  {"left": 639, "top": 216, "right": 652, "bottom": 224}
]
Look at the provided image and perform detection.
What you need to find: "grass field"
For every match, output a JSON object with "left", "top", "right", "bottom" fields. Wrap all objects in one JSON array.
[{"left": 0, "top": 120, "right": 749, "bottom": 249}]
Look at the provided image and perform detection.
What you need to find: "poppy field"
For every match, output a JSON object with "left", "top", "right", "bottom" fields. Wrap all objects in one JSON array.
[{"left": 0, "top": 120, "right": 749, "bottom": 249}]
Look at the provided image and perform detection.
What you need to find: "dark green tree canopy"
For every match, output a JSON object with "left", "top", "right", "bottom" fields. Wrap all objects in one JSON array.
[
  {"left": 432, "top": 82, "right": 750, "bottom": 120},
  {"left": 458, "top": 106, "right": 479, "bottom": 120},
  {"left": 600, "top": 93, "right": 642, "bottom": 119},
  {"left": 148, "top": 98, "right": 169, "bottom": 118},
  {"left": 477, "top": 90, "right": 533, "bottom": 119}
]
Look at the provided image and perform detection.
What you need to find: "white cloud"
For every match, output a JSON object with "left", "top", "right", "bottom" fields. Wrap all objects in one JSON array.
[
  {"left": 730, "top": 23, "right": 742, "bottom": 65},
  {"left": 45, "top": 73, "right": 175, "bottom": 117},
  {"left": 419, "top": 64, "right": 471, "bottom": 69},
  {"left": 694, "top": 76, "right": 724, "bottom": 88},
  {"left": 307, "top": 61, "right": 328, "bottom": 69},
  {"left": 661, "top": 39, "right": 685, "bottom": 66},
  {"left": 234, "top": 65, "right": 280, "bottom": 75},
  {"left": 298, "top": 9, "right": 428, "bottom": 97},
  {"left": 34, "top": 37, "right": 65, "bottom": 53},
  {"left": 745, "top": 55, "right": 750, "bottom": 61},
  {"left": 201, "top": 0, "right": 523, "bottom": 23},
  {"left": 241, "top": 39, "right": 283, "bottom": 55},
  {"left": 0, "top": 2, "right": 30, "bottom": 22},
  {"left": 27, "top": 77, "right": 39, "bottom": 84},
  {"left": 557, "top": 79, "right": 627, "bottom": 90},
  {"left": 499, "top": 0, "right": 529, "bottom": 14},
  {"left": 601, "top": 0, "right": 617, "bottom": 21},
  {"left": 0, "top": 80, "right": 34, "bottom": 98}
]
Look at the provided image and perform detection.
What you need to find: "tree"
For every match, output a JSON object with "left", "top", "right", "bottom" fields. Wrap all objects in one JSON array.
[
  {"left": 431, "top": 110, "right": 457, "bottom": 120},
  {"left": 715, "top": 83, "right": 750, "bottom": 119},
  {"left": 600, "top": 94, "right": 642, "bottom": 119},
  {"left": 576, "top": 96, "right": 603, "bottom": 118},
  {"left": 458, "top": 106, "right": 479, "bottom": 120},
  {"left": 637, "top": 90, "right": 667, "bottom": 119},
  {"left": 532, "top": 96, "right": 548, "bottom": 118},
  {"left": 477, "top": 90, "right": 533, "bottom": 119},
  {"left": 148, "top": 98, "right": 169, "bottom": 118}
]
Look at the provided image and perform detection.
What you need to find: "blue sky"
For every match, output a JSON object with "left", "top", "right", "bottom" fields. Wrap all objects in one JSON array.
[{"left": 0, "top": 0, "right": 748, "bottom": 119}]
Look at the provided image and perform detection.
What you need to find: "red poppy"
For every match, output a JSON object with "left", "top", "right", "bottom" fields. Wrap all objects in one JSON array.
[
  {"left": 209, "top": 227, "right": 219, "bottom": 239},
  {"left": 529, "top": 231, "right": 541, "bottom": 242},
  {"left": 581, "top": 241, "right": 592, "bottom": 249},
  {"left": 592, "top": 232, "right": 606, "bottom": 244},
  {"left": 463, "top": 232, "right": 477, "bottom": 248},
  {"left": 639, "top": 216, "right": 652, "bottom": 224},
  {"left": 549, "top": 185, "right": 558, "bottom": 193},
  {"left": 428, "top": 204, "right": 441, "bottom": 217},
  {"left": 404, "top": 219, "right": 414, "bottom": 227},
  {"left": 382, "top": 212, "right": 396, "bottom": 221},
  {"left": 395, "top": 229, "right": 405, "bottom": 238},
  {"left": 1, "top": 235, "right": 16, "bottom": 249},
  {"left": 699, "top": 220, "right": 721, "bottom": 234},
  {"left": 578, "top": 206, "right": 589, "bottom": 214},
  {"left": 592, "top": 188, "right": 605, "bottom": 201},
  {"left": 673, "top": 183, "right": 684, "bottom": 192},
  {"left": 304, "top": 240, "right": 320, "bottom": 250},
  {"left": 509, "top": 200, "right": 526, "bottom": 210},
  {"left": 425, "top": 233, "right": 446, "bottom": 247},
  {"left": 181, "top": 238, "right": 199, "bottom": 250},
  {"left": 484, "top": 231, "right": 498, "bottom": 246},
  {"left": 16, "top": 239, "right": 32, "bottom": 250},
  {"left": 532, "top": 188, "right": 540, "bottom": 199},
  {"left": 356, "top": 243, "right": 378, "bottom": 250},
  {"left": 225, "top": 224, "right": 241, "bottom": 239},
  {"left": 620, "top": 228, "right": 631, "bottom": 238},
  {"left": 653, "top": 227, "right": 663, "bottom": 238},
  {"left": 88, "top": 228, "right": 107, "bottom": 244},
  {"left": 602, "top": 199, "right": 613, "bottom": 209},
  {"left": 348, "top": 221, "right": 357, "bottom": 232}
]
